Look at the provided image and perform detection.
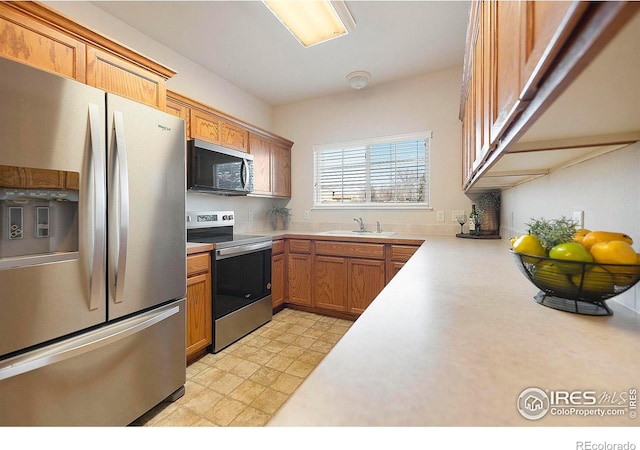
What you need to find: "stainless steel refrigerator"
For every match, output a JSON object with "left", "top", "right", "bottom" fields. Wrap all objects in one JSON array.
[{"left": 0, "top": 58, "right": 187, "bottom": 426}]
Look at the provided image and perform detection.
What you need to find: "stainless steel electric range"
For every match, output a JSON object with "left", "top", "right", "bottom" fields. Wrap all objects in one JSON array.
[{"left": 187, "top": 210, "right": 272, "bottom": 353}]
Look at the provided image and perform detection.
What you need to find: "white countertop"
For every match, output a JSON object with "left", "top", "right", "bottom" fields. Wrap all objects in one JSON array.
[{"left": 268, "top": 236, "right": 640, "bottom": 426}]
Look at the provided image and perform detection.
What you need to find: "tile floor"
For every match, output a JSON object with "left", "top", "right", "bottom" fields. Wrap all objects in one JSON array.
[{"left": 132, "top": 308, "right": 353, "bottom": 427}]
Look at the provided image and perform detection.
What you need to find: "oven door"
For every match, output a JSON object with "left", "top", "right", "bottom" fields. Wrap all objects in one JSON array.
[{"left": 214, "top": 242, "right": 272, "bottom": 320}]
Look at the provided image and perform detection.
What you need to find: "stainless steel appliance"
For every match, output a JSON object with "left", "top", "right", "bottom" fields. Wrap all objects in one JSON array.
[
  {"left": 187, "top": 211, "right": 272, "bottom": 352},
  {"left": 0, "top": 58, "right": 187, "bottom": 426},
  {"left": 187, "top": 139, "right": 254, "bottom": 195}
]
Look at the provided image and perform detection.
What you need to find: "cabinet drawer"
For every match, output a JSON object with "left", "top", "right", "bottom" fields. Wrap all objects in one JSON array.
[
  {"left": 315, "top": 241, "right": 385, "bottom": 260},
  {"left": 272, "top": 239, "right": 285, "bottom": 255},
  {"left": 187, "top": 252, "right": 210, "bottom": 276},
  {"left": 288, "top": 239, "right": 312, "bottom": 254},
  {"left": 390, "top": 245, "right": 420, "bottom": 262}
]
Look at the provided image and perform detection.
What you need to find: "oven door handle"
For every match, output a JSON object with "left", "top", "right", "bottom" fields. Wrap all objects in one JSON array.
[{"left": 216, "top": 241, "right": 272, "bottom": 260}]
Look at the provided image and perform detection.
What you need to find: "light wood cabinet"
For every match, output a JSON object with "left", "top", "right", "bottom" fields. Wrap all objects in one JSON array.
[
  {"left": 189, "top": 109, "right": 248, "bottom": 152},
  {"left": 271, "top": 142, "right": 292, "bottom": 198},
  {"left": 186, "top": 252, "right": 212, "bottom": 363},
  {"left": 0, "top": 2, "right": 175, "bottom": 110},
  {"left": 461, "top": 1, "right": 635, "bottom": 192},
  {"left": 0, "top": 165, "right": 79, "bottom": 190},
  {"left": 386, "top": 244, "right": 420, "bottom": 283},
  {"left": 165, "top": 96, "right": 190, "bottom": 136},
  {"left": 249, "top": 133, "right": 273, "bottom": 195},
  {"left": 314, "top": 241, "right": 386, "bottom": 315},
  {"left": 0, "top": 3, "right": 86, "bottom": 81},
  {"left": 277, "top": 237, "right": 422, "bottom": 318},
  {"left": 347, "top": 258, "right": 385, "bottom": 315},
  {"left": 271, "top": 239, "right": 285, "bottom": 310},
  {"left": 86, "top": 46, "right": 167, "bottom": 110},
  {"left": 286, "top": 240, "right": 313, "bottom": 307},
  {"left": 314, "top": 255, "right": 348, "bottom": 312},
  {"left": 248, "top": 133, "right": 292, "bottom": 198}
]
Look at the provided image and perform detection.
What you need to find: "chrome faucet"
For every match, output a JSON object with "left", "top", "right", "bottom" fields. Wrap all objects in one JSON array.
[{"left": 354, "top": 217, "right": 365, "bottom": 232}]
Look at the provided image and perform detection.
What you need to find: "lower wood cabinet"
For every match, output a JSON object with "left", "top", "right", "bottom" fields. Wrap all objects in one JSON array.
[
  {"left": 386, "top": 244, "right": 420, "bottom": 283},
  {"left": 186, "top": 252, "right": 212, "bottom": 363},
  {"left": 271, "top": 239, "right": 285, "bottom": 310},
  {"left": 347, "top": 258, "right": 385, "bottom": 315},
  {"left": 273, "top": 237, "right": 422, "bottom": 319},
  {"left": 285, "top": 239, "right": 314, "bottom": 307}
]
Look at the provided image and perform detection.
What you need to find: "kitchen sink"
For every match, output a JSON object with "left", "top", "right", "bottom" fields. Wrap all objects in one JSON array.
[{"left": 318, "top": 230, "right": 397, "bottom": 237}]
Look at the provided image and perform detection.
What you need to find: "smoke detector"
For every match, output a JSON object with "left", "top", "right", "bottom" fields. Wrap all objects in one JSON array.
[{"left": 346, "top": 71, "right": 371, "bottom": 90}]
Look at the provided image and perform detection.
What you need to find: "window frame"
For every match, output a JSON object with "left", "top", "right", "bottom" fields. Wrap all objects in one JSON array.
[{"left": 312, "top": 131, "right": 432, "bottom": 210}]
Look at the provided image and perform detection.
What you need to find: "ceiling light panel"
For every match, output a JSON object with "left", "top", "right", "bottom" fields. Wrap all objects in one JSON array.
[{"left": 263, "top": 0, "right": 356, "bottom": 47}]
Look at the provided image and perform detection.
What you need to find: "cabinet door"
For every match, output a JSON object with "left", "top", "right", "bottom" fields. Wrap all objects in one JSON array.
[
  {"left": 489, "top": 0, "right": 523, "bottom": 145},
  {"left": 166, "top": 96, "right": 191, "bottom": 138},
  {"left": 272, "top": 143, "right": 292, "bottom": 197},
  {"left": 348, "top": 259, "right": 385, "bottom": 315},
  {"left": 520, "top": 1, "right": 588, "bottom": 100},
  {"left": 190, "top": 109, "right": 220, "bottom": 143},
  {"left": 86, "top": 47, "right": 166, "bottom": 110},
  {"left": 249, "top": 134, "right": 273, "bottom": 195},
  {"left": 314, "top": 256, "right": 348, "bottom": 312},
  {"left": 271, "top": 253, "right": 285, "bottom": 309},
  {"left": 186, "top": 272, "right": 212, "bottom": 361},
  {"left": 287, "top": 253, "right": 312, "bottom": 306},
  {"left": 0, "top": 5, "right": 86, "bottom": 82},
  {"left": 220, "top": 120, "right": 248, "bottom": 152}
]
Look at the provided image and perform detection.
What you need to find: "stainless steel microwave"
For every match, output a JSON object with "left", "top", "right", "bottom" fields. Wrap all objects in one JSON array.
[{"left": 187, "top": 139, "right": 254, "bottom": 195}]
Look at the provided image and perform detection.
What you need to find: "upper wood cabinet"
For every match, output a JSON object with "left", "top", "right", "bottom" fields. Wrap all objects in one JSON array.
[
  {"left": 190, "top": 109, "right": 249, "bottom": 152},
  {"left": 0, "top": 1, "right": 175, "bottom": 109},
  {"left": 0, "top": 3, "right": 86, "bottom": 81},
  {"left": 248, "top": 133, "right": 292, "bottom": 198},
  {"left": 86, "top": 47, "right": 167, "bottom": 110},
  {"left": 461, "top": 1, "right": 638, "bottom": 192}
]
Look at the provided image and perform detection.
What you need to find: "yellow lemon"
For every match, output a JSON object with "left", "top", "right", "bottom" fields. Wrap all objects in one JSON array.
[
  {"left": 512, "top": 234, "right": 545, "bottom": 258},
  {"left": 533, "top": 261, "right": 577, "bottom": 294}
]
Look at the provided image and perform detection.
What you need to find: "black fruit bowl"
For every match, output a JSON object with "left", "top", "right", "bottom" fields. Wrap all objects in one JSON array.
[{"left": 510, "top": 250, "right": 640, "bottom": 316}]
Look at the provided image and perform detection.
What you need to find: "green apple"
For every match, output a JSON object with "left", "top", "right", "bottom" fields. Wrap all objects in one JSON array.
[{"left": 548, "top": 242, "right": 593, "bottom": 274}]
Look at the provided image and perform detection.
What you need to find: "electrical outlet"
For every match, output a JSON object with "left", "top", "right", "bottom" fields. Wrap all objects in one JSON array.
[
  {"left": 452, "top": 210, "right": 465, "bottom": 221},
  {"left": 248, "top": 211, "right": 254, "bottom": 222},
  {"left": 573, "top": 210, "right": 584, "bottom": 228},
  {"left": 304, "top": 210, "right": 310, "bottom": 220},
  {"left": 436, "top": 211, "right": 445, "bottom": 222}
]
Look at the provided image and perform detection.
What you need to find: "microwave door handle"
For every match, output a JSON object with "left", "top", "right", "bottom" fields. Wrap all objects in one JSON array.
[
  {"left": 113, "top": 111, "right": 130, "bottom": 304},
  {"left": 241, "top": 159, "right": 248, "bottom": 190},
  {"left": 88, "top": 103, "right": 106, "bottom": 311}
]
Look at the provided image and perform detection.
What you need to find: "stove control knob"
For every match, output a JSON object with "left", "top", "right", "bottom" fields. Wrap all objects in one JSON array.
[
  {"left": 229, "top": 214, "right": 234, "bottom": 220},
  {"left": 222, "top": 215, "right": 228, "bottom": 220}
]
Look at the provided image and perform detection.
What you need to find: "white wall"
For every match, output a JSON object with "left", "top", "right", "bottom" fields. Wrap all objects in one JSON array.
[
  {"left": 273, "top": 66, "right": 472, "bottom": 235},
  {"left": 501, "top": 143, "right": 640, "bottom": 311}
]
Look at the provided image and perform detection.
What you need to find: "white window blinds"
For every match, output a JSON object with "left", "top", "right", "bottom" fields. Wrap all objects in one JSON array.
[{"left": 313, "top": 132, "right": 431, "bottom": 208}]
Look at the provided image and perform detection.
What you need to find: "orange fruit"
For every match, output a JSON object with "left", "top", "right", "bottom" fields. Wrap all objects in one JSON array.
[
  {"left": 590, "top": 240, "right": 638, "bottom": 265},
  {"left": 582, "top": 231, "right": 633, "bottom": 250},
  {"left": 573, "top": 228, "right": 591, "bottom": 245}
]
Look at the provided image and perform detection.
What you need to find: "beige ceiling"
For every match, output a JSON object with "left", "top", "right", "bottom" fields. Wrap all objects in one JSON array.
[{"left": 90, "top": 0, "right": 471, "bottom": 106}]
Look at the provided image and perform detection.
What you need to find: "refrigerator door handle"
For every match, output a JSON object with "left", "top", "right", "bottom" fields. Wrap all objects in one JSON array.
[
  {"left": 113, "top": 111, "right": 130, "bottom": 304},
  {"left": 0, "top": 304, "right": 181, "bottom": 382},
  {"left": 88, "top": 103, "right": 106, "bottom": 311}
]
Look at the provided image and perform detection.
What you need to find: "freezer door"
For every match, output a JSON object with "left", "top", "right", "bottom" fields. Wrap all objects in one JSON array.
[
  {"left": 107, "top": 94, "right": 186, "bottom": 320},
  {"left": 0, "top": 59, "right": 107, "bottom": 357},
  {"left": 0, "top": 299, "right": 186, "bottom": 426}
]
